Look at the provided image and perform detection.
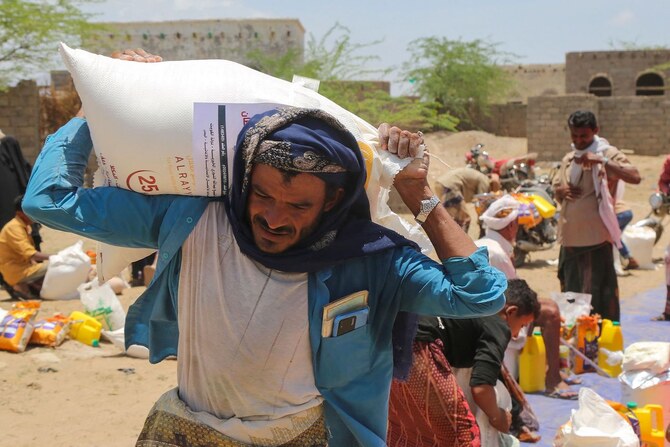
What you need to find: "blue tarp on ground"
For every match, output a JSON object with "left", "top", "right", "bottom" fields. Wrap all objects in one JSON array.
[{"left": 527, "top": 285, "right": 670, "bottom": 446}]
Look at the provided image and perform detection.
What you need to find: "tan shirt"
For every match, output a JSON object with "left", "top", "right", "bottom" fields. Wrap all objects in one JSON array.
[
  {"left": 553, "top": 145, "right": 631, "bottom": 247},
  {"left": 0, "top": 217, "right": 42, "bottom": 285},
  {"left": 435, "top": 167, "right": 491, "bottom": 205}
]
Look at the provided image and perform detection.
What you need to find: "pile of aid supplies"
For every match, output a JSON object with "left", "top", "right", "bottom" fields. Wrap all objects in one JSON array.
[
  {"left": 513, "top": 291, "right": 668, "bottom": 446},
  {"left": 0, "top": 266, "right": 148, "bottom": 358}
]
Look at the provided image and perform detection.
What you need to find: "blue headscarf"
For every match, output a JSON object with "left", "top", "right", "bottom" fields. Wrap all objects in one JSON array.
[
  {"left": 224, "top": 107, "right": 419, "bottom": 379},
  {"left": 225, "top": 107, "right": 417, "bottom": 272}
]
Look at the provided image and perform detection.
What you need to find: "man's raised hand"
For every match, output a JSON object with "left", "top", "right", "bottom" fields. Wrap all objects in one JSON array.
[{"left": 110, "top": 48, "right": 163, "bottom": 63}]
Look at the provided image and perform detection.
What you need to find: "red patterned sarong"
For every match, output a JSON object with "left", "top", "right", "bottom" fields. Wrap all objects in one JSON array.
[{"left": 387, "top": 340, "right": 481, "bottom": 447}]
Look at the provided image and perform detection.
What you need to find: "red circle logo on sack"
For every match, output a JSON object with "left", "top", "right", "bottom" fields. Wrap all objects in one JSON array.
[{"left": 126, "top": 170, "right": 161, "bottom": 194}]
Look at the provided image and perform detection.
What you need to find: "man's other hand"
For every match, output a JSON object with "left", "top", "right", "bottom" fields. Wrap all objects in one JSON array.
[
  {"left": 377, "top": 123, "right": 423, "bottom": 159},
  {"left": 110, "top": 48, "right": 163, "bottom": 63},
  {"left": 554, "top": 184, "right": 582, "bottom": 201},
  {"left": 489, "top": 408, "right": 512, "bottom": 433},
  {"left": 378, "top": 123, "right": 428, "bottom": 186},
  {"left": 574, "top": 152, "right": 603, "bottom": 169}
]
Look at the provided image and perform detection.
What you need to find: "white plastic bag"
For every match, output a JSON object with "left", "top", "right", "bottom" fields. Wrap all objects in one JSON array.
[
  {"left": 550, "top": 291, "right": 592, "bottom": 327},
  {"left": 78, "top": 278, "right": 126, "bottom": 331},
  {"left": 554, "top": 388, "right": 639, "bottom": 447},
  {"left": 40, "top": 240, "right": 92, "bottom": 300}
]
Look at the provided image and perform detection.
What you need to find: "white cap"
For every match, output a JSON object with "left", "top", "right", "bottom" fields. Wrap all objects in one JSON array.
[{"left": 479, "top": 194, "right": 520, "bottom": 230}]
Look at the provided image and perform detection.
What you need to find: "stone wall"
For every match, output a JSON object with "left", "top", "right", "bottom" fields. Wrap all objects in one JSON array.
[
  {"left": 598, "top": 96, "right": 670, "bottom": 154},
  {"left": 84, "top": 19, "right": 305, "bottom": 66},
  {"left": 0, "top": 81, "right": 41, "bottom": 163},
  {"left": 477, "top": 103, "right": 528, "bottom": 137},
  {"left": 527, "top": 94, "right": 670, "bottom": 160},
  {"left": 527, "top": 95, "right": 598, "bottom": 161},
  {"left": 566, "top": 50, "right": 670, "bottom": 96}
]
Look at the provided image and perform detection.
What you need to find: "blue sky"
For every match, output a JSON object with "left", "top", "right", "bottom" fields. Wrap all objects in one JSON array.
[{"left": 81, "top": 0, "right": 669, "bottom": 93}]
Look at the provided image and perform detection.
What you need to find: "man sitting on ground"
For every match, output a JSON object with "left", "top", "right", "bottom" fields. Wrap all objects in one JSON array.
[{"left": 0, "top": 195, "right": 50, "bottom": 297}]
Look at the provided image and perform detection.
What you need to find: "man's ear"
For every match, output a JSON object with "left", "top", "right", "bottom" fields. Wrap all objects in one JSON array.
[
  {"left": 324, "top": 187, "right": 345, "bottom": 212},
  {"left": 505, "top": 305, "right": 519, "bottom": 318}
]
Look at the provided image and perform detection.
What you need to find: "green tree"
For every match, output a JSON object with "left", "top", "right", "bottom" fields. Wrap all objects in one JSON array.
[
  {"left": 403, "top": 37, "right": 514, "bottom": 126},
  {"left": 247, "top": 23, "right": 388, "bottom": 82},
  {"left": 0, "top": 0, "right": 102, "bottom": 89},
  {"left": 247, "top": 24, "right": 458, "bottom": 132}
]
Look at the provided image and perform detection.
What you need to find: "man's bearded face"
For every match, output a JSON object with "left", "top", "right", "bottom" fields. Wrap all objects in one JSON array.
[{"left": 246, "top": 164, "right": 339, "bottom": 254}]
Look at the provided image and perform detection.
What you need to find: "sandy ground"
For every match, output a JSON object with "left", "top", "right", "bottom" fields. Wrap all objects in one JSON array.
[{"left": 1, "top": 131, "right": 668, "bottom": 446}]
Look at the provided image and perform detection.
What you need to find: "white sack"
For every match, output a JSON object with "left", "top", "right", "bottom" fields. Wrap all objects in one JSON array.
[
  {"left": 60, "top": 43, "right": 430, "bottom": 278},
  {"left": 40, "top": 240, "right": 91, "bottom": 300},
  {"left": 622, "top": 226, "right": 656, "bottom": 270},
  {"left": 78, "top": 278, "right": 126, "bottom": 331},
  {"left": 622, "top": 341, "right": 670, "bottom": 375},
  {"left": 554, "top": 388, "right": 639, "bottom": 447}
]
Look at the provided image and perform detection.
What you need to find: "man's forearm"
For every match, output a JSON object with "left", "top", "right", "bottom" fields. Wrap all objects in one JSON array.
[
  {"left": 31, "top": 252, "right": 50, "bottom": 263},
  {"left": 471, "top": 384, "right": 501, "bottom": 423},
  {"left": 395, "top": 181, "right": 476, "bottom": 259},
  {"left": 604, "top": 162, "right": 641, "bottom": 184}
]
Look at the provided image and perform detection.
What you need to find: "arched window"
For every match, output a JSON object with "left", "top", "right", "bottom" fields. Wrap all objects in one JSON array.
[
  {"left": 636, "top": 72, "right": 665, "bottom": 96},
  {"left": 588, "top": 76, "right": 612, "bottom": 97}
]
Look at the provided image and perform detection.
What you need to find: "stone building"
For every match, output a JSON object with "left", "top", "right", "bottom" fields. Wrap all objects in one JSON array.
[
  {"left": 84, "top": 19, "right": 305, "bottom": 66},
  {"left": 483, "top": 49, "right": 670, "bottom": 159},
  {"left": 0, "top": 18, "right": 305, "bottom": 163},
  {"left": 566, "top": 49, "right": 670, "bottom": 97},
  {"left": 503, "top": 64, "right": 566, "bottom": 104}
]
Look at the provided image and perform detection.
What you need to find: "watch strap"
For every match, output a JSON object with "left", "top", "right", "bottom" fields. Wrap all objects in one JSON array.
[{"left": 415, "top": 196, "right": 440, "bottom": 224}]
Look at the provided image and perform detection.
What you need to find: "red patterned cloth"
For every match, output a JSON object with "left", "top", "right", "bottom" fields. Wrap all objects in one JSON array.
[{"left": 387, "top": 340, "right": 481, "bottom": 447}]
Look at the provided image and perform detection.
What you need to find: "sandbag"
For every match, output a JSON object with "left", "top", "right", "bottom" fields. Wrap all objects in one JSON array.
[
  {"left": 60, "top": 43, "right": 430, "bottom": 279},
  {"left": 40, "top": 240, "right": 92, "bottom": 300}
]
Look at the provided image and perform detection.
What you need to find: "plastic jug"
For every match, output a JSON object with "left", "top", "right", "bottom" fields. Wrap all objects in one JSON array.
[
  {"left": 608, "top": 400, "right": 642, "bottom": 441},
  {"left": 628, "top": 402, "right": 665, "bottom": 447},
  {"left": 519, "top": 328, "right": 546, "bottom": 393},
  {"left": 574, "top": 315, "right": 599, "bottom": 373},
  {"left": 598, "top": 320, "right": 624, "bottom": 377},
  {"left": 68, "top": 311, "right": 101, "bottom": 347},
  {"left": 529, "top": 193, "right": 556, "bottom": 219}
]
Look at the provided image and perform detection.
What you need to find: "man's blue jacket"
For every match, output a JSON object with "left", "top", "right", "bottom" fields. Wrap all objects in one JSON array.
[{"left": 24, "top": 118, "right": 507, "bottom": 446}]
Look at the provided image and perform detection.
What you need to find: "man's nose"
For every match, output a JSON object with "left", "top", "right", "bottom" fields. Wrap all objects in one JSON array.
[{"left": 263, "top": 205, "right": 287, "bottom": 229}]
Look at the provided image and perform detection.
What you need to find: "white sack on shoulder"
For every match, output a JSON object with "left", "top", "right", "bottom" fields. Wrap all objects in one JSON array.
[
  {"left": 60, "top": 44, "right": 431, "bottom": 277},
  {"left": 40, "top": 240, "right": 91, "bottom": 300}
]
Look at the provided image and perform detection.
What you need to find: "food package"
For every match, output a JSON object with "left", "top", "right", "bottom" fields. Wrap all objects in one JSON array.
[
  {"left": 0, "top": 307, "right": 39, "bottom": 353},
  {"left": 30, "top": 314, "right": 72, "bottom": 347}
]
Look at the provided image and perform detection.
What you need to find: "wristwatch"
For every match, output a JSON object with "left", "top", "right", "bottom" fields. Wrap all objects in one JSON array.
[
  {"left": 602, "top": 156, "right": 610, "bottom": 166},
  {"left": 415, "top": 196, "right": 440, "bottom": 224}
]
